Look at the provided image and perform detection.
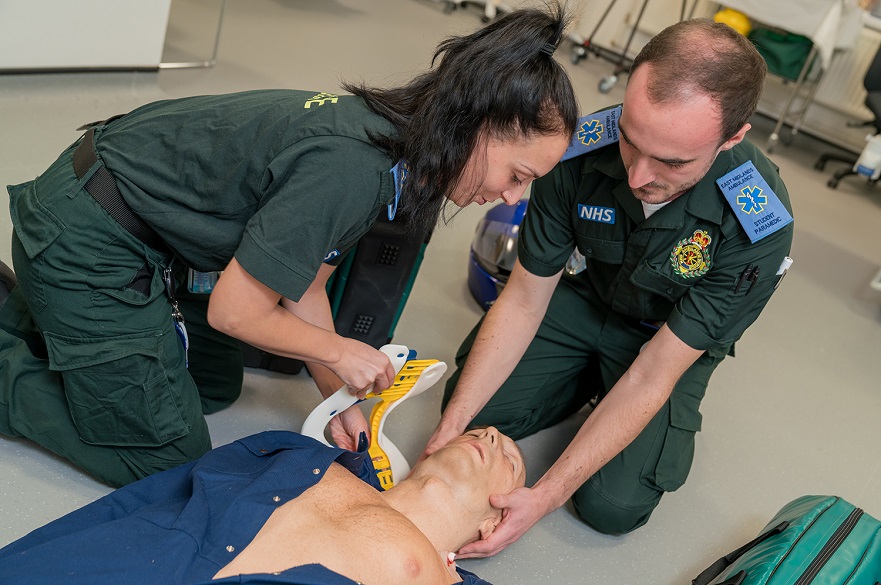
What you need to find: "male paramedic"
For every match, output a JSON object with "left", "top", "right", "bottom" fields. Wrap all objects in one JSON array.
[
  {"left": 0, "top": 426, "right": 524, "bottom": 584},
  {"left": 423, "top": 18, "right": 794, "bottom": 556}
]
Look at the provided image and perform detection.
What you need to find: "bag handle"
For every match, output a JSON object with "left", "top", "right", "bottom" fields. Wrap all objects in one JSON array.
[
  {"left": 692, "top": 521, "right": 789, "bottom": 585},
  {"left": 715, "top": 572, "right": 746, "bottom": 585}
]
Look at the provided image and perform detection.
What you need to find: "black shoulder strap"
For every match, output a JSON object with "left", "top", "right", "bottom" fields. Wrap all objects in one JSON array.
[{"left": 692, "top": 521, "right": 789, "bottom": 585}]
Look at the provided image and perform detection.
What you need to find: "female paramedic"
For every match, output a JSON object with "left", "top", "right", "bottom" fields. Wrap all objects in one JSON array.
[{"left": 0, "top": 5, "right": 577, "bottom": 486}]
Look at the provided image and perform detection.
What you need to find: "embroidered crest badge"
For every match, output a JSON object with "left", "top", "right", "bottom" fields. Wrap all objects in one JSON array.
[{"left": 670, "top": 230, "right": 712, "bottom": 278}]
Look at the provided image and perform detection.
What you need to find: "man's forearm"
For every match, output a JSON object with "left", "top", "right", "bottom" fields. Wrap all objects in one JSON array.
[
  {"left": 531, "top": 374, "right": 674, "bottom": 509},
  {"left": 442, "top": 299, "right": 543, "bottom": 429},
  {"left": 532, "top": 325, "right": 703, "bottom": 510},
  {"left": 441, "top": 263, "right": 561, "bottom": 433}
]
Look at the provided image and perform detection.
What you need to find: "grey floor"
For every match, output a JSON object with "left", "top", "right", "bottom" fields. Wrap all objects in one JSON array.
[{"left": 2, "top": 1, "right": 881, "bottom": 583}]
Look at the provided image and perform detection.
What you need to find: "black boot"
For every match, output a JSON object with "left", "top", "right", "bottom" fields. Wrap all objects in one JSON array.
[{"left": 0, "top": 260, "right": 16, "bottom": 309}]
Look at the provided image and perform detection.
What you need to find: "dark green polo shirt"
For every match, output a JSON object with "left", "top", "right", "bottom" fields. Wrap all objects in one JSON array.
[
  {"left": 519, "top": 138, "right": 794, "bottom": 351},
  {"left": 94, "top": 90, "right": 397, "bottom": 301}
]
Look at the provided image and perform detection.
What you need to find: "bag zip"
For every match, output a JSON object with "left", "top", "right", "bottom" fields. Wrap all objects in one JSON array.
[{"left": 793, "top": 507, "right": 864, "bottom": 585}]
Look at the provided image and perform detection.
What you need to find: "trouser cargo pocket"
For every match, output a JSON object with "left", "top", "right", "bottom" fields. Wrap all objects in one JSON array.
[
  {"left": 7, "top": 180, "right": 66, "bottom": 315},
  {"left": 642, "top": 394, "right": 702, "bottom": 492},
  {"left": 44, "top": 331, "right": 189, "bottom": 447}
]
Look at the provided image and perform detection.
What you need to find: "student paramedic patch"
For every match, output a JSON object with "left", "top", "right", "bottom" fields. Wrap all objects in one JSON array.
[
  {"left": 716, "top": 161, "right": 792, "bottom": 243},
  {"left": 670, "top": 229, "right": 712, "bottom": 278},
  {"left": 561, "top": 106, "right": 621, "bottom": 161},
  {"left": 577, "top": 204, "right": 616, "bottom": 224}
]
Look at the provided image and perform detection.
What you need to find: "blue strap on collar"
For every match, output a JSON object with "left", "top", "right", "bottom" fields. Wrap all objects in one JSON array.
[
  {"left": 561, "top": 105, "right": 622, "bottom": 162},
  {"left": 389, "top": 160, "right": 409, "bottom": 220}
]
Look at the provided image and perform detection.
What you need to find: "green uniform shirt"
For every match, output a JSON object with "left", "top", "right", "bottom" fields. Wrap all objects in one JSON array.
[
  {"left": 94, "top": 90, "right": 397, "bottom": 301},
  {"left": 519, "top": 138, "right": 794, "bottom": 352}
]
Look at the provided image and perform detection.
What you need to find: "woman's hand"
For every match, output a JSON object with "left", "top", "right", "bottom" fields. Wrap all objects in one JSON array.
[
  {"left": 329, "top": 404, "right": 370, "bottom": 451},
  {"left": 326, "top": 337, "right": 396, "bottom": 398}
]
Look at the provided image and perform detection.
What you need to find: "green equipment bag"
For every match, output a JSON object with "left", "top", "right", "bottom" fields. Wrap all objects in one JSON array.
[
  {"left": 747, "top": 28, "right": 816, "bottom": 82},
  {"left": 693, "top": 495, "right": 881, "bottom": 585}
]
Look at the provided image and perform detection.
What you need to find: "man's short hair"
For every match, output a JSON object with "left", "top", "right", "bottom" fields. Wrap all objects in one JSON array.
[{"left": 630, "top": 18, "right": 767, "bottom": 143}]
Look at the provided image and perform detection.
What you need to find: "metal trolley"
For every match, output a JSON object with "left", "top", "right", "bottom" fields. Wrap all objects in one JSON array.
[{"left": 569, "top": 0, "right": 698, "bottom": 94}]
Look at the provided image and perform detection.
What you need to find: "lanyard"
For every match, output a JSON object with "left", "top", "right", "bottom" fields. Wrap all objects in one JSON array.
[
  {"left": 388, "top": 160, "right": 409, "bottom": 221},
  {"left": 163, "top": 264, "right": 189, "bottom": 368}
]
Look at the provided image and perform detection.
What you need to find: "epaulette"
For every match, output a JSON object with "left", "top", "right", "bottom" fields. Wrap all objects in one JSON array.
[
  {"left": 560, "top": 105, "right": 621, "bottom": 162},
  {"left": 715, "top": 160, "right": 793, "bottom": 243}
]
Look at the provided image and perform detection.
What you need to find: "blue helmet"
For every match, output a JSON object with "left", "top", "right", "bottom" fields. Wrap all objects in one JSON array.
[{"left": 467, "top": 199, "right": 529, "bottom": 310}]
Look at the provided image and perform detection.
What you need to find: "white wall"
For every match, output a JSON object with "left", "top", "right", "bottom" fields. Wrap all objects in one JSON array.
[{"left": 0, "top": 0, "right": 172, "bottom": 70}]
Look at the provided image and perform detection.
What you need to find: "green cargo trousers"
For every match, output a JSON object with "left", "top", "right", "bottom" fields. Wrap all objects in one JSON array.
[
  {"left": 443, "top": 277, "right": 728, "bottom": 534},
  {"left": 0, "top": 144, "right": 243, "bottom": 487}
]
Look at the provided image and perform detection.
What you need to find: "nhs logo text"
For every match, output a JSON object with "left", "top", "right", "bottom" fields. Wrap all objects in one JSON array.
[{"left": 578, "top": 204, "right": 615, "bottom": 224}]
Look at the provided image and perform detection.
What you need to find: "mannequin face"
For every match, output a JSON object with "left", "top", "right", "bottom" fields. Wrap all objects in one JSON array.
[{"left": 413, "top": 426, "right": 525, "bottom": 512}]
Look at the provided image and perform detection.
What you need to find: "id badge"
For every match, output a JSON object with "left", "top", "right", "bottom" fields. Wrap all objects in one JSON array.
[{"left": 187, "top": 269, "right": 220, "bottom": 294}]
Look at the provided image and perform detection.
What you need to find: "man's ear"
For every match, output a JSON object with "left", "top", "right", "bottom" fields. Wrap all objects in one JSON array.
[
  {"left": 478, "top": 517, "right": 499, "bottom": 541},
  {"left": 719, "top": 123, "right": 750, "bottom": 153}
]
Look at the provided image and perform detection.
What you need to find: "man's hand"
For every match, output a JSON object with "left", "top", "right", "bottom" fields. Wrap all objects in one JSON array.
[
  {"left": 328, "top": 404, "right": 369, "bottom": 452},
  {"left": 456, "top": 486, "right": 551, "bottom": 558},
  {"left": 418, "top": 420, "right": 466, "bottom": 464}
]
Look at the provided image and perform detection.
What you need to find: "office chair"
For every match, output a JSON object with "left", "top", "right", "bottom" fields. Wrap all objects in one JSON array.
[{"left": 814, "top": 44, "right": 881, "bottom": 189}]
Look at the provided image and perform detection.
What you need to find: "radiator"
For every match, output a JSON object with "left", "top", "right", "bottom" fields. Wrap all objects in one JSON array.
[{"left": 813, "top": 23, "right": 881, "bottom": 120}]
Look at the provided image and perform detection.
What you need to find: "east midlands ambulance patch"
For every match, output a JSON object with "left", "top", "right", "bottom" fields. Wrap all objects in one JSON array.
[
  {"left": 670, "top": 229, "right": 712, "bottom": 278},
  {"left": 561, "top": 106, "right": 621, "bottom": 161},
  {"left": 716, "top": 161, "right": 793, "bottom": 243}
]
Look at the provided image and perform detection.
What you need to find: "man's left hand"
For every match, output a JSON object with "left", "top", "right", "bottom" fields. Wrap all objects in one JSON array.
[{"left": 455, "top": 486, "right": 550, "bottom": 558}]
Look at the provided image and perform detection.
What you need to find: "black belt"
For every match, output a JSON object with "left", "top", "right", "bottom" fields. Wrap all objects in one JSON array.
[{"left": 72, "top": 128, "right": 168, "bottom": 252}]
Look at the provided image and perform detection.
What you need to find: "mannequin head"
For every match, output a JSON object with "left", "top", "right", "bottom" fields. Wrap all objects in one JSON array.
[{"left": 402, "top": 426, "right": 525, "bottom": 543}]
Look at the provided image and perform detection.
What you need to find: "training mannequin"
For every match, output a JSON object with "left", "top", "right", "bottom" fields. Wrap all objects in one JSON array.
[{"left": 0, "top": 427, "right": 524, "bottom": 584}]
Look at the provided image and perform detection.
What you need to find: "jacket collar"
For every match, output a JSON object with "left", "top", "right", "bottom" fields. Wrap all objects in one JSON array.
[{"left": 589, "top": 143, "right": 742, "bottom": 229}]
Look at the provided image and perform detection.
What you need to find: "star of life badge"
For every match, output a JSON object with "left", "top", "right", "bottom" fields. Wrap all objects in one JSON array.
[
  {"left": 561, "top": 106, "right": 621, "bottom": 162},
  {"left": 670, "top": 230, "right": 712, "bottom": 278},
  {"left": 716, "top": 161, "right": 793, "bottom": 243}
]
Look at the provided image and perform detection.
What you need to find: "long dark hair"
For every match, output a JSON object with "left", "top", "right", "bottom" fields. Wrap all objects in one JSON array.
[{"left": 343, "top": 2, "right": 579, "bottom": 235}]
